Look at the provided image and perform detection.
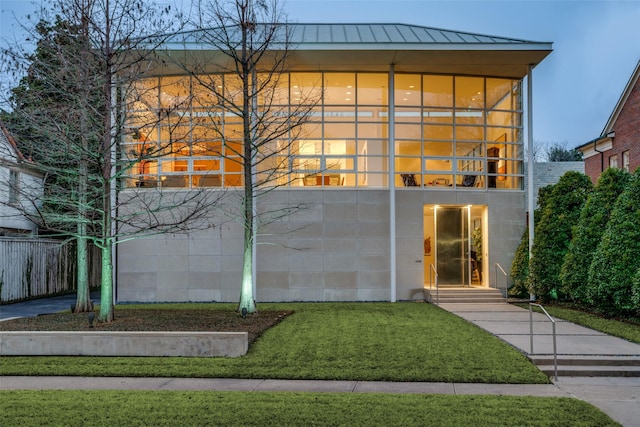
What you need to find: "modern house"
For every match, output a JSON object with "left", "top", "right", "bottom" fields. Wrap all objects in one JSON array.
[
  {"left": 0, "top": 123, "right": 43, "bottom": 236},
  {"left": 116, "top": 23, "right": 552, "bottom": 303},
  {"left": 576, "top": 59, "right": 640, "bottom": 183}
]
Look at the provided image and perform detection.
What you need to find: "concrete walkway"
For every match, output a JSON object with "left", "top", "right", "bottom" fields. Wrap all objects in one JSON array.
[
  {"left": 1, "top": 296, "right": 639, "bottom": 426},
  {"left": 439, "top": 302, "right": 640, "bottom": 427}
]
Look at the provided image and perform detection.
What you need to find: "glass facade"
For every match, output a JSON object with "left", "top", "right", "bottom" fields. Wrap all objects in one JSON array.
[{"left": 122, "top": 72, "right": 522, "bottom": 190}]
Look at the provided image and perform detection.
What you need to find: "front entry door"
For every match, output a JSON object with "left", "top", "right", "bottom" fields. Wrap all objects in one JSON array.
[{"left": 435, "top": 206, "right": 471, "bottom": 286}]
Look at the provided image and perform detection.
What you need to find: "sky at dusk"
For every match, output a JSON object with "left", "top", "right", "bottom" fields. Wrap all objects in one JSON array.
[{"left": 2, "top": 0, "right": 640, "bottom": 149}]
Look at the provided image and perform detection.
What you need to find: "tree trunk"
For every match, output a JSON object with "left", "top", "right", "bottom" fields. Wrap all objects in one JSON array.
[
  {"left": 238, "top": 6, "right": 256, "bottom": 314},
  {"left": 74, "top": 234, "right": 92, "bottom": 312},
  {"left": 97, "top": 243, "right": 113, "bottom": 322},
  {"left": 238, "top": 230, "right": 256, "bottom": 314},
  {"left": 98, "top": 0, "right": 114, "bottom": 323}
]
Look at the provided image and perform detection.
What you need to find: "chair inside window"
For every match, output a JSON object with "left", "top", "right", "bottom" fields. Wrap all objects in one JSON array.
[
  {"left": 461, "top": 175, "right": 477, "bottom": 187},
  {"left": 401, "top": 174, "right": 418, "bottom": 187},
  {"left": 136, "top": 179, "right": 157, "bottom": 188},
  {"left": 329, "top": 174, "right": 344, "bottom": 186}
]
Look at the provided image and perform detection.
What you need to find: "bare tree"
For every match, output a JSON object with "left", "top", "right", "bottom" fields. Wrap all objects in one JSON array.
[
  {"left": 1, "top": 0, "right": 223, "bottom": 322},
  {"left": 164, "top": 0, "right": 320, "bottom": 313}
]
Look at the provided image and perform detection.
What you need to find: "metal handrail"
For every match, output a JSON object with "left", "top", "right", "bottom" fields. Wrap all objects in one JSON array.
[
  {"left": 429, "top": 264, "right": 439, "bottom": 304},
  {"left": 529, "top": 303, "right": 558, "bottom": 381},
  {"left": 494, "top": 263, "right": 509, "bottom": 302}
]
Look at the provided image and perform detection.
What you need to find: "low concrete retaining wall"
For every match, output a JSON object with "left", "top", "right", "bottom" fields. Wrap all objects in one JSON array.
[{"left": 0, "top": 331, "right": 248, "bottom": 357}]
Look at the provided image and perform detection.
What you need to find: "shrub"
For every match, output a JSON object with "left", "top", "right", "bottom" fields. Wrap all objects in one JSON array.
[
  {"left": 510, "top": 185, "right": 553, "bottom": 298},
  {"left": 559, "top": 168, "right": 631, "bottom": 302},
  {"left": 510, "top": 226, "right": 531, "bottom": 298},
  {"left": 587, "top": 168, "right": 640, "bottom": 316},
  {"left": 528, "top": 171, "right": 592, "bottom": 301},
  {"left": 632, "top": 269, "right": 640, "bottom": 317}
]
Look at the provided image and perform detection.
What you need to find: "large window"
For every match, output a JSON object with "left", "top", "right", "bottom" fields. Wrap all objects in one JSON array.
[
  {"left": 394, "top": 75, "right": 523, "bottom": 189},
  {"left": 122, "top": 71, "right": 522, "bottom": 190},
  {"left": 123, "top": 72, "right": 390, "bottom": 189}
]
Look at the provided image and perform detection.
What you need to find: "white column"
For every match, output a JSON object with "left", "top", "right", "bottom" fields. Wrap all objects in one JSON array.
[
  {"left": 389, "top": 64, "right": 396, "bottom": 302},
  {"left": 527, "top": 64, "right": 535, "bottom": 298}
]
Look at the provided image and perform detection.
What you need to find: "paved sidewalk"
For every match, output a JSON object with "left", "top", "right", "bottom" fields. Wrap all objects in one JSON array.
[
  {"left": 0, "top": 376, "right": 569, "bottom": 395},
  {"left": 1, "top": 296, "right": 639, "bottom": 426}
]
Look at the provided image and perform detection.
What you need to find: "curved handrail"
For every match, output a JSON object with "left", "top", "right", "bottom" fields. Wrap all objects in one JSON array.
[
  {"left": 529, "top": 303, "right": 558, "bottom": 381},
  {"left": 429, "top": 264, "right": 439, "bottom": 304},
  {"left": 494, "top": 263, "right": 509, "bottom": 302}
]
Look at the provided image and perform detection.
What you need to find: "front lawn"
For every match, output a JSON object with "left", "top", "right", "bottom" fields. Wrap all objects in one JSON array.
[
  {"left": 0, "top": 302, "right": 549, "bottom": 384},
  {"left": 0, "top": 390, "right": 620, "bottom": 427}
]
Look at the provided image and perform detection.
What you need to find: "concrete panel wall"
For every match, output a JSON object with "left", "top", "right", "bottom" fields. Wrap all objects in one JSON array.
[
  {"left": 117, "top": 188, "right": 523, "bottom": 303},
  {"left": 117, "top": 189, "right": 390, "bottom": 303}
]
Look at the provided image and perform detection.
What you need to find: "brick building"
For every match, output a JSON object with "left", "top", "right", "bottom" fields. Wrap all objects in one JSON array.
[{"left": 576, "top": 60, "right": 640, "bottom": 183}]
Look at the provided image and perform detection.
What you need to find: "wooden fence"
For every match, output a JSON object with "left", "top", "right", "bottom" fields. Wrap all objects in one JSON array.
[{"left": 0, "top": 238, "right": 100, "bottom": 303}]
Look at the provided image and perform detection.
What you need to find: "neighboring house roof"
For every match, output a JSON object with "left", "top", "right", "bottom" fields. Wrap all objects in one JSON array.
[
  {"left": 157, "top": 23, "right": 553, "bottom": 78},
  {"left": 600, "top": 59, "right": 640, "bottom": 137},
  {"left": 0, "top": 122, "right": 42, "bottom": 176},
  {"left": 0, "top": 122, "right": 26, "bottom": 163},
  {"left": 524, "top": 161, "right": 585, "bottom": 208},
  {"left": 576, "top": 59, "right": 640, "bottom": 152}
]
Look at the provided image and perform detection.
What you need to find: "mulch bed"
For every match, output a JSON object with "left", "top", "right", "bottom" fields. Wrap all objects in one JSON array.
[{"left": 0, "top": 309, "right": 293, "bottom": 344}]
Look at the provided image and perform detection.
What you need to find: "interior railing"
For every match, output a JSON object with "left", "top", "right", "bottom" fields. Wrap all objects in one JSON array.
[
  {"left": 529, "top": 303, "right": 558, "bottom": 381},
  {"left": 494, "top": 263, "right": 509, "bottom": 302},
  {"left": 429, "top": 263, "right": 439, "bottom": 304}
]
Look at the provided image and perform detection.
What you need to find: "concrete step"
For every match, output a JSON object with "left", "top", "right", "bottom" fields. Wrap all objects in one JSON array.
[
  {"left": 536, "top": 365, "right": 640, "bottom": 377},
  {"left": 425, "top": 288, "right": 506, "bottom": 304},
  {"left": 531, "top": 355, "right": 640, "bottom": 377},
  {"left": 530, "top": 355, "right": 640, "bottom": 366},
  {"left": 435, "top": 297, "right": 506, "bottom": 303}
]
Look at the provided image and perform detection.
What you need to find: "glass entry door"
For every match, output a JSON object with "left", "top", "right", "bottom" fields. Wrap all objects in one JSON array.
[{"left": 436, "top": 207, "right": 470, "bottom": 286}]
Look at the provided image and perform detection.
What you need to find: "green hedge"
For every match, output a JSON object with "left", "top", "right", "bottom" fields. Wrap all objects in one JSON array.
[
  {"left": 587, "top": 168, "right": 640, "bottom": 316},
  {"left": 559, "top": 168, "right": 630, "bottom": 302},
  {"left": 528, "top": 171, "right": 592, "bottom": 301},
  {"left": 509, "top": 186, "right": 553, "bottom": 298}
]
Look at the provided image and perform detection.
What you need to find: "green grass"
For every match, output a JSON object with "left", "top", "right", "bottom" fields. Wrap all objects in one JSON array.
[
  {"left": 0, "top": 302, "right": 550, "bottom": 384},
  {"left": 525, "top": 304, "right": 640, "bottom": 344},
  {"left": 0, "top": 390, "right": 620, "bottom": 427}
]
